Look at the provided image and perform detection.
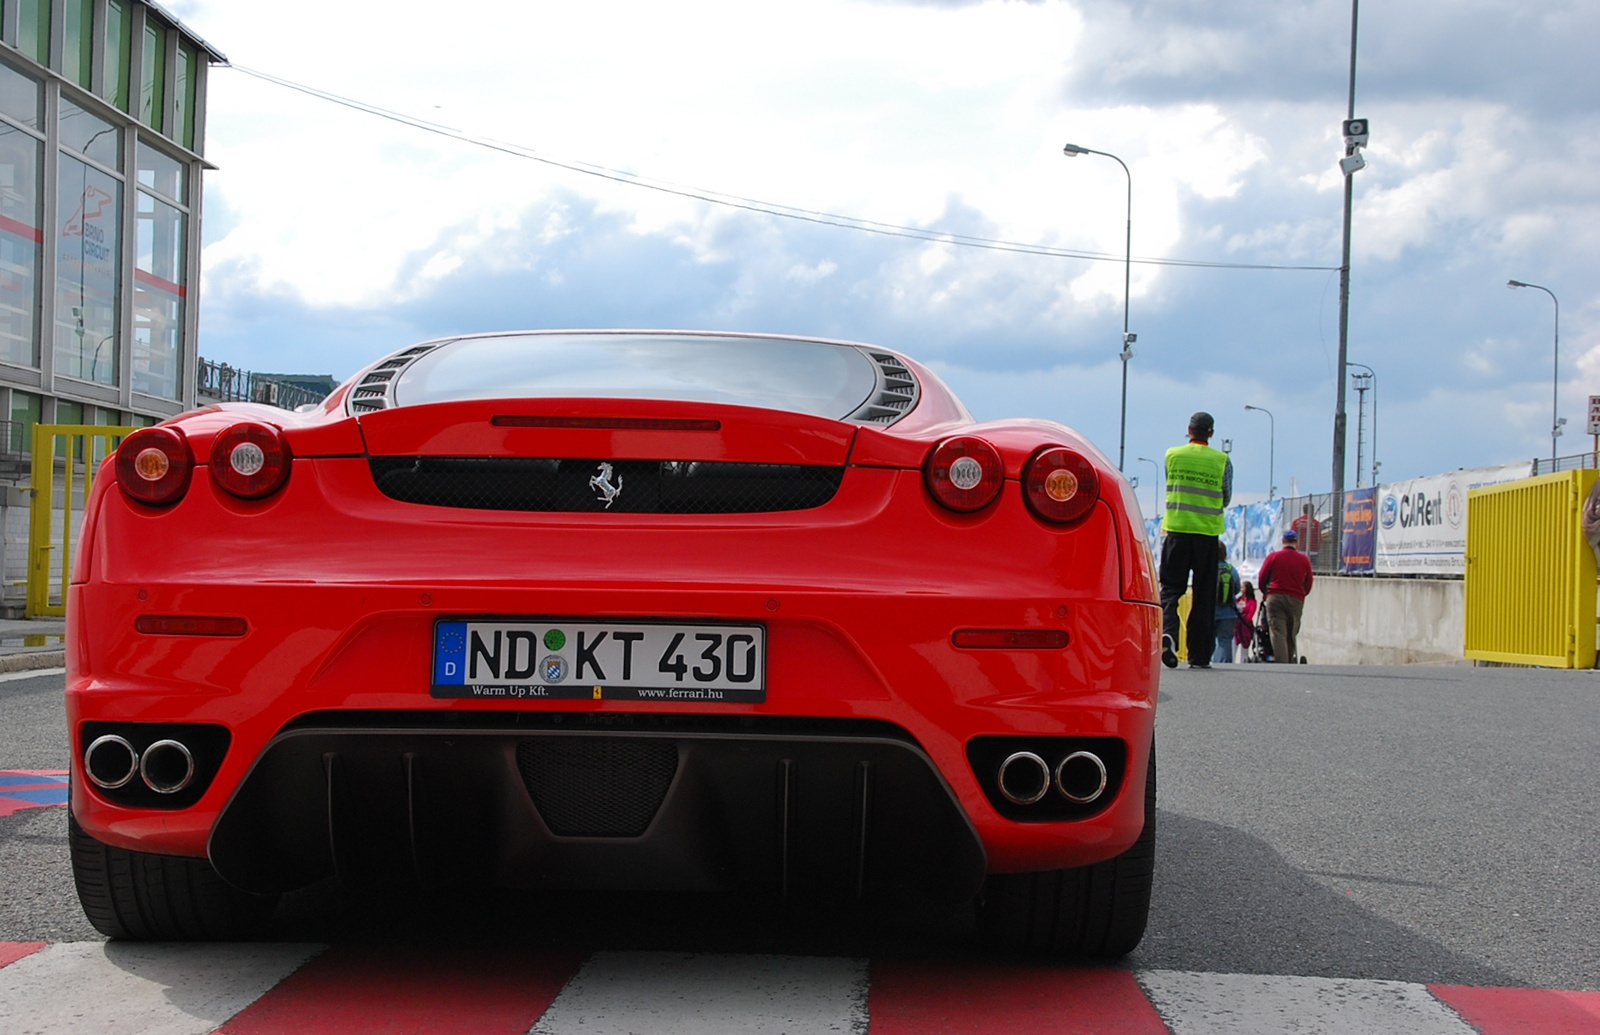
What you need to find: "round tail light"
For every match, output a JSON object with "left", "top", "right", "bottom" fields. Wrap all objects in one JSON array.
[
  {"left": 115, "top": 427, "right": 193, "bottom": 506},
  {"left": 210, "top": 422, "right": 292, "bottom": 499},
  {"left": 1024, "top": 447, "right": 1100, "bottom": 524},
  {"left": 925, "top": 436, "right": 1004, "bottom": 513}
]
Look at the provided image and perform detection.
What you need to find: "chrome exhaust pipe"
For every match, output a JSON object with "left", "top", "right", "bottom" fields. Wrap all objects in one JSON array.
[
  {"left": 1055, "top": 750, "right": 1108, "bottom": 804},
  {"left": 84, "top": 735, "right": 140, "bottom": 791},
  {"left": 997, "top": 751, "right": 1050, "bottom": 805},
  {"left": 139, "top": 739, "right": 195, "bottom": 795}
]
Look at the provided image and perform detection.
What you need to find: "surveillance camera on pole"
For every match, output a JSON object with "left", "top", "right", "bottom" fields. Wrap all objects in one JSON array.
[{"left": 1339, "top": 118, "right": 1369, "bottom": 176}]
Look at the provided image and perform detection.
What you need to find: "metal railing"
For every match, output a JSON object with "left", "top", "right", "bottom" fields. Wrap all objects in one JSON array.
[
  {"left": 0, "top": 420, "right": 26, "bottom": 456},
  {"left": 1533, "top": 451, "right": 1599, "bottom": 476},
  {"left": 197, "top": 358, "right": 329, "bottom": 411}
]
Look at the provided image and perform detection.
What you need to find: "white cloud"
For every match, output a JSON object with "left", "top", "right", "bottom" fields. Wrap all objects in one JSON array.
[{"left": 168, "top": 0, "right": 1600, "bottom": 486}]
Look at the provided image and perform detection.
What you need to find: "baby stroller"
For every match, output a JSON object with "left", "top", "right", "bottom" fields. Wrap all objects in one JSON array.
[{"left": 1249, "top": 604, "right": 1274, "bottom": 663}]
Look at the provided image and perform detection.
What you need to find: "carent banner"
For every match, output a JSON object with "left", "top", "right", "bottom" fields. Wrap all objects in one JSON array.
[{"left": 1374, "top": 463, "right": 1530, "bottom": 575}]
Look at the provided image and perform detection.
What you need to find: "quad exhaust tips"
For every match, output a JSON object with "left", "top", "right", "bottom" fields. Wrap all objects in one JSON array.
[
  {"left": 997, "top": 749, "right": 1107, "bottom": 806},
  {"left": 85, "top": 735, "right": 196, "bottom": 794}
]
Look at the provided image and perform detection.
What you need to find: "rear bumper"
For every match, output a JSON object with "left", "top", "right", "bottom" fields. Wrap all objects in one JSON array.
[{"left": 205, "top": 716, "right": 989, "bottom": 901}]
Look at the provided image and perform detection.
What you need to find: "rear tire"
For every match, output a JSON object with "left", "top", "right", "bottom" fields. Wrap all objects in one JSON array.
[
  {"left": 977, "top": 741, "right": 1156, "bottom": 957},
  {"left": 69, "top": 812, "right": 278, "bottom": 940}
]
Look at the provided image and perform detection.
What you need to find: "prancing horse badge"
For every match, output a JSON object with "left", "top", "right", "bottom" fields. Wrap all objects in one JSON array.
[{"left": 589, "top": 462, "right": 623, "bottom": 508}]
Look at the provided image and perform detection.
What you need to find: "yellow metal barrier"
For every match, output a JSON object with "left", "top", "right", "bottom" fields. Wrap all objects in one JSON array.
[
  {"left": 1464, "top": 469, "right": 1598, "bottom": 668},
  {"left": 27, "top": 424, "right": 136, "bottom": 618}
]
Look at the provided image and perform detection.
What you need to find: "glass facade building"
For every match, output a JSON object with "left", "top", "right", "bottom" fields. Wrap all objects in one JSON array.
[{"left": 0, "top": 0, "right": 219, "bottom": 451}]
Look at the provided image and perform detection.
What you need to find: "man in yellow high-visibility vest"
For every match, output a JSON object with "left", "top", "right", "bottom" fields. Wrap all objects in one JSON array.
[{"left": 1160, "top": 411, "right": 1233, "bottom": 670}]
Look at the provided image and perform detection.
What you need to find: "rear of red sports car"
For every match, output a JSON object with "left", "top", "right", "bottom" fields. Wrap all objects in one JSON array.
[{"left": 66, "top": 331, "right": 1160, "bottom": 953}]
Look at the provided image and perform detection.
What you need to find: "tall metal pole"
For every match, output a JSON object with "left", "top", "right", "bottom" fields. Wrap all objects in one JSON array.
[
  {"left": 1507, "top": 280, "right": 1560, "bottom": 464},
  {"left": 1351, "top": 373, "right": 1370, "bottom": 488},
  {"left": 1064, "top": 144, "right": 1133, "bottom": 471},
  {"left": 1332, "top": 0, "right": 1360, "bottom": 571},
  {"left": 1347, "top": 361, "right": 1377, "bottom": 485}
]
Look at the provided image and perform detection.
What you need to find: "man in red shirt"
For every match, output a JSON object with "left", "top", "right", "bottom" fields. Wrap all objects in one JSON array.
[{"left": 1258, "top": 528, "right": 1315, "bottom": 663}]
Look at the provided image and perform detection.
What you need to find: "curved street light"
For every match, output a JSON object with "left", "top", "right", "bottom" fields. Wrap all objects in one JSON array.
[
  {"left": 1136, "top": 455, "right": 1161, "bottom": 517},
  {"left": 1244, "top": 404, "right": 1275, "bottom": 499},
  {"left": 1347, "top": 361, "right": 1377, "bottom": 486},
  {"left": 1063, "top": 143, "right": 1133, "bottom": 471},
  {"left": 1507, "top": 280, "right": 1560, "bottom": 464}
]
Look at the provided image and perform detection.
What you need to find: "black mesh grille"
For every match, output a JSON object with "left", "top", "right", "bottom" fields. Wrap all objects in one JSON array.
[
  {"left": 517, "top": 738, "right": 678, "bottom": 837},
  {"left": 369, "top": 457, "right": 844, "bottom": 513}
]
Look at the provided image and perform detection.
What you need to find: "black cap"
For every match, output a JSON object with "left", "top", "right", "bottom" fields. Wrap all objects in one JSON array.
[{"left": 1189, "top": 411, "right": 1215, "bottom": 437}]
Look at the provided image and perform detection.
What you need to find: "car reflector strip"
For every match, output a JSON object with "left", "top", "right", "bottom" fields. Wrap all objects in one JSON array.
[
  {"left": 952, "top": 629, "right": 1069, "bottom": 649},
  {"left": 134, "top": 615, "right": 249, "bottom": 637}
]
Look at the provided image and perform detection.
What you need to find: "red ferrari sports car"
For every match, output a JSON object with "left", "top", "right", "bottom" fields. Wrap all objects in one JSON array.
[{"left": 67, "top": 330, "right": 1160, "bottom": 954}]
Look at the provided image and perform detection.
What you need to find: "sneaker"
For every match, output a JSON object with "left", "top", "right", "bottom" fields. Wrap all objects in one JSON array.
[
  {"left": 1188, "top": 661, "right": 1211, "bottom": 670},
  {"left": 1161, "top": 635, "right": 1178, "bottom": 669}
]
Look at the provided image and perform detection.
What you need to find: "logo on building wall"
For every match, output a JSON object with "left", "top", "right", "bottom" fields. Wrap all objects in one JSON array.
[{"left": 63, "top": 186, "right": 115, "bottom": 237}]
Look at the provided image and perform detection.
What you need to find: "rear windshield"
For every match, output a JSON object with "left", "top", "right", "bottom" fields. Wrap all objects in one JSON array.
[{"left": 392, "top": 333, "right": 882, "bottom": 419}]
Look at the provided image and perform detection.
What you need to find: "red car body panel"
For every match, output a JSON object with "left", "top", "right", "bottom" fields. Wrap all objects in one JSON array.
[{"left": 67, "top": 332, "right": 1159, "bottom": 901}]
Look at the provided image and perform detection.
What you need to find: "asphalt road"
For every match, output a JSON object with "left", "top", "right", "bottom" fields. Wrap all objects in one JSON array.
[{"left": 2, "top": 663, "right": 1596, "bottom": 992}]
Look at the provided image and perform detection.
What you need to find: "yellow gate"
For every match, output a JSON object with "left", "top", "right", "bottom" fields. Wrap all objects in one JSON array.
[
  {"left": 27, "top": 423, "right": 136, "bottom": 618},
  {"left": 1464, "top": 469, "right": 1598, "bottom": 668}
]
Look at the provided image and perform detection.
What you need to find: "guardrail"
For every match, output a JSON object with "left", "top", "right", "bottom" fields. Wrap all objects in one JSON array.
[{"left": 197, "top": 358, "right": 328, "bottom": 411}]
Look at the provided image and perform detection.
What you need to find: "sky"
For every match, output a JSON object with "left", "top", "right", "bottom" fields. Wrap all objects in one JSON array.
[{"left": 163, "top": 0, "right": 1600, "bottom": 512}]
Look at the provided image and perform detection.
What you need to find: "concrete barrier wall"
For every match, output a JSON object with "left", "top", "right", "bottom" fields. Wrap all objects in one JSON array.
[{"left": 1295, "top": 576, "right": 1466, "bottom": 666}]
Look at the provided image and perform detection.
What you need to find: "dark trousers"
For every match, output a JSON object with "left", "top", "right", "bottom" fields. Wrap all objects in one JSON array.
[
  {"left": 1159, "top": 531, "right": 1220, "bottom": 664},
  {"left": 1264, "top": 592, "right": 1305, "bottom": 663}
]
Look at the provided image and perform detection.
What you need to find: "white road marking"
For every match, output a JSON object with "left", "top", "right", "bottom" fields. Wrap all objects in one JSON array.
[
  {"left": 529, "top": 951, "right": 870, "bottom": 1035},
  {"left": 0, "top": 942, "right": 322, "bottom": 1035},
  {"left": 1139, "top": 970, "right": 1478, "bottom": 1035}
]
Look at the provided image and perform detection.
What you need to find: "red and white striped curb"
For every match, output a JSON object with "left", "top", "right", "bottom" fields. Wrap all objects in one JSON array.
[{"left": 1, "top": 941, "right": 1596, "bottom": 1034}]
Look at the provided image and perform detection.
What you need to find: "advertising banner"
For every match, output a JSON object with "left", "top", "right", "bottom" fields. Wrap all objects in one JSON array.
[
  {"left": 1341, "top": 487, "right": 1378, "bottom": 574},
  {"left": 1232, "top": 499, "right": 1282, "bottom": 582},
  {"left": 1375, "top": 463, "right": 1531, "bottom": 575}
]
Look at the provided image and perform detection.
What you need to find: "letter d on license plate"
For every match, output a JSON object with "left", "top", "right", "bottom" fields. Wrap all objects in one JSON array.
[{"left": 432, "top": 619, "right": 766, "bottom": 702}]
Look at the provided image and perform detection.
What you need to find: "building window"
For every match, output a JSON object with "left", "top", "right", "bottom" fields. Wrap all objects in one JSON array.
[
  {"left": 14, "top": 0, "right": 51, "bottom": 67},
  {"left": 8, "top": 388, "right": 37, "bottom": 453},
  {"left": 103, "top": 0, "right": 131, "bottom": 114},
  {"left": 0, "top": 65, "right": 42, "bottom": 369},
  {"left": 63, "top": 0, "right": 96, "bottom": 90},
  {"left": 134, "top": 143, "right": 184, "bottom": 399},
  {"left": 173, "top": 43, "right": 198, "bottom": 152},
  {"left": 140, "top": 19, "right": 166, "bottom": 133},
  {"left": 135, "top": 138, "right": 184, "bottom": 202},
  {"left": 0, "top": 61, "right": 41, "bottom": 130},
  {"left": 57, "top": 154, "right": 122, "bottom": 386}
]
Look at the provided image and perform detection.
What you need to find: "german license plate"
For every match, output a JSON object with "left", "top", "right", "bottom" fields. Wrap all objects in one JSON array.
[{"left": 432, "top": 619, "right": 766, "bottom": 702}]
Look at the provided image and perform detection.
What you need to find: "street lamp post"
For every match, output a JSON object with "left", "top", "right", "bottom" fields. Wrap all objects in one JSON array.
[
  {"left": 1346, "top": 361, "right": 1377, "bottom": 486},
  {"left": 1136, "top": 456, "right": 1161, "bottom": 516},
  {"left": 1244, "top": 405, "right": 1275, "bottom": 499},
  {"left": 1063, "top": 143, "right": 1133, "bottom": 471},
  {"left": 1507, "top": 280, "right": 1560, "bottom": 464}
]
